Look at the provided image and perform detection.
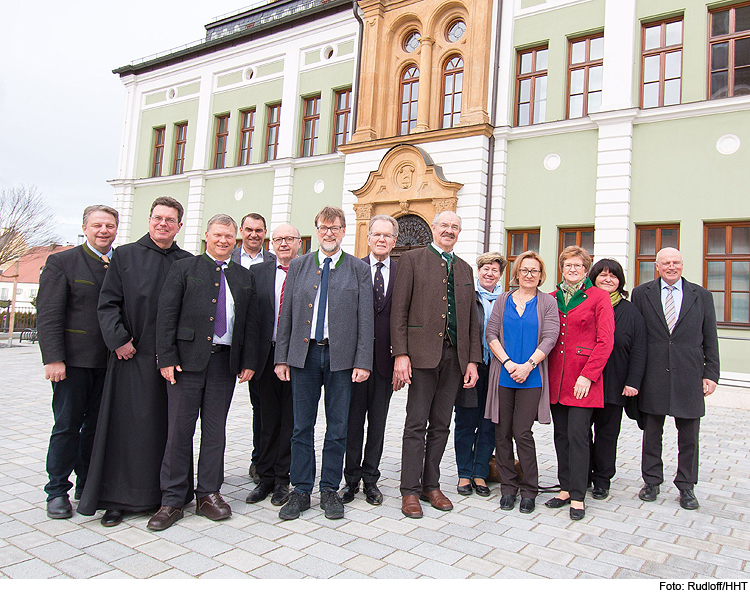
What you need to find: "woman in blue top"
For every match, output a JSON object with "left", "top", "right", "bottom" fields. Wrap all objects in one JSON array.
[{"left": 484, "top": 251, "right": 560, "bottom": 514}]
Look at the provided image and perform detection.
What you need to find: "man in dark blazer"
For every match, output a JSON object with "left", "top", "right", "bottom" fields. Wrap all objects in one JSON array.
[
  {"left": 341, "top": 215, "right": 401, "bottom": 506},
  {"left": 632, "top": 247, "right": 719, "bottom": 511},
  {"left": 37, "top": 205, "right": 119, "bottom": 519},
  {"left": 148, "top": 214, "right": 259, "bottom": 531},
  {"left": 231, "top": 212, "right": 275, "bottom": 484},
  {"left": 274, "top": 206, "right": 373, "bottom": 521},
  {"left": 245, "top": 223, "right": 302, "bottom": 507},
  {"left": 392, "top": 210, "right": 481, "bottom": 519}
]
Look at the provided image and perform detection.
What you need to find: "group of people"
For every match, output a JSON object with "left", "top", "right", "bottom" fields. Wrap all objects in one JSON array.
[{"left": 36, "top": 197, "right": 719, "bottom": 534}]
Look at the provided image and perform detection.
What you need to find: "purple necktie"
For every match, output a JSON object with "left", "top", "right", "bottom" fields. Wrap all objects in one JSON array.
[{"left": 215, "top": 260, "right": 227, "bottom": 338}]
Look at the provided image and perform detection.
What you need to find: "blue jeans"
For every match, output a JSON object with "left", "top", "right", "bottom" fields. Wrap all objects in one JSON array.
[
  {"left": 290, "top": 343, "right": 352, "bottom": 493},
  {"left": 453, "top": 363, "right": 494, "bottom": 480}
]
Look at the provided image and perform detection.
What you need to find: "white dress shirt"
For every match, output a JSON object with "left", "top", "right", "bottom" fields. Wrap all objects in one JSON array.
[
  {"left": 369, "top": 255, "right": 391, "bottom": 291},
  {"left": 207, "top": 253, "right": 235, "bottom": 346},
  {"left": 240, "top": 247, "right": 264, "bottom": 269},
  {"left": 660, "top": 277, "right": 683, "bottom": 323},
  {"left": 310, "top": 249, "right": 343, "bottom": 340}
]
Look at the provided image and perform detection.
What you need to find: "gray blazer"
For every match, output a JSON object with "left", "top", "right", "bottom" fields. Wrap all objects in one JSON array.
[
  {"left": 275, "top": 251, "right": 374, "bottom": 372},
  {"left": 230, "top": 246, "right": 276, "bottom": 266}
]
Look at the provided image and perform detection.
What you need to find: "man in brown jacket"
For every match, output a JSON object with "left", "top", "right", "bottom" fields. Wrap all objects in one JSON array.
[{"left": 392, "top": 210, "right": 481, "bottom": 518}]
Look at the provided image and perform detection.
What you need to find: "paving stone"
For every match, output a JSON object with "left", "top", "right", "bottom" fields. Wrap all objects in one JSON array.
[
  {"left": 454, "top": 554, "right": 503, "bottom": 577},
  {"left": 181, "top": 536, "right": 233, "bottom": 558},
  {"left": 485, "top": 548, "right": 537, "bottom": 571},
  {"left": 520, "top": 543, "right": 574, "bottom": 567},
  {"left": 383, "top": 549, "right": 425, "bottom": 570},
  {"left": 288, "top": 554, "right": 344, "bottom": 578},
  {"left": 84, "top": 541, "right": 138, "bottom": 562},
  {"left": 167, "top": 552, "right": 221, "bottom": 576},
  {"left": 614, "top": 568, "right": 658, "bottom": 579},
  {"left": 6, "top": 531, "right": 52, "bottom": 551},
  {"left": 110, "top": 553, "right": 171, "bottom": 578},
  {"left": 492, "top": 566, "right": 542, "bottom": 579},
  {"left": 413, "top": 558, "right": 471, "bottom": 579},
  {"left": 597, "top": 550, "right": 647, "bottom": 572},
  {"left": 252, "top": 562, "right": 306, "bottom": 579},
  {"left": 332, "top": 569, "right": 372, "bottom": 579},
  {"left": 569, "top": 556, "right": 619, "bottom": 578},
  {"left": 136, "top": 538, "right": 189, "bottom": 561},
  {"left": 1, "top": 558, "right": 61, "bottom": 578},
  {"left": 108, "top": 527, "right": 157, "bottom": 548},
  {"left": 642, "top": 561, "right": 698, "bottom": 579},
  {"left": 151, "top": 568, "right": 193, "bottom": 579},
  {"left": 263, "top": 546, "right": 305, "bottom": 565},
  {"left": 0, "top": 545, "right": 32, "bottom": 568},
  {"left": 57, "top": 528, "right": 107, "bottom": 549},
  {"left": 371, "top": 564, "right": 420, "bottom": 579},
  {"left": 200, "top": 565, "right": 250, "bottom": 578},
  {"left": 91, "top": 569, "right": 135, "bottom": 579},
  {"left": 276, "top": 533, "right": 317, "bottom": 551},
  {"left": 343, "top": 537, "right": 395, "bottom": 560},
  {"left": 666, "top": 555, "right": 717, "bottom": 576},
  {"left": 304, "top": 541, "right": 358, "bottom": 564},
  {"left": 343, "top": 554, "right": 386, "bottom": 575},
  {"left": 214, "top": 548, "right": 269, "bottom": 572},
  {"left": 529, "top": 560, "right": 579, "bottom": 579},
  {"left": 55, "top": 554, "right": 112, "bottom": 578},
  {"left": 28, "top": 541, "right": 83, "bottom": 563},
  {"left": 374, "top": 530, "right": 422, "bottom": 551},
  {"left": 642, "top": 538, "right": 698, "bottom": 559}
]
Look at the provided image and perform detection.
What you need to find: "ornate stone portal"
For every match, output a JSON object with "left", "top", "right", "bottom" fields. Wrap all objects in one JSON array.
[{"left": 351, "top": 144, "right": 462, "bottom": 256}]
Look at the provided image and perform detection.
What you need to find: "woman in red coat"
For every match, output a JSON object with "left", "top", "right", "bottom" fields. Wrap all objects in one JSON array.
[{"left": 545, "top": 246, "right": 614, "bottom": 520}]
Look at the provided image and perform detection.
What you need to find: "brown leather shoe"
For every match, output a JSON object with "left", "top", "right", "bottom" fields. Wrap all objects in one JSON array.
[
  {"left": 401, "top": 495, "right": 423, "bottom": 519},
  {"left": 147, "top": 505, "right": 183, "bottom": 531},
  {"left": 419, "top": 489, "right": 453, "bottom": 511},
  {"left": 196, "top": 492, "right": 232, "bottom": 521}
]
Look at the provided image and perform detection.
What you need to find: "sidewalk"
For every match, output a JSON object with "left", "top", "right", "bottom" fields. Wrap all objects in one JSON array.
[{"left": 0, "top": 343, "right": 748, "bottom": 579}]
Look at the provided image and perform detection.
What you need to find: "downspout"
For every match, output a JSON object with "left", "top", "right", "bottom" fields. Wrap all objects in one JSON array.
[
  {"left": 351, "top": 0, "right": 364, "bottom": 134},
  {"left": 483, "top": 0, "right": 504, "bottom": 252}
]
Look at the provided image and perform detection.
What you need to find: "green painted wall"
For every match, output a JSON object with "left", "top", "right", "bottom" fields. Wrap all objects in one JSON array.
[
  {"left": 290, "top": 163, "right": 346, "bottom": 239},
  {"left": 137, "top": 100, "right": 199, "bottom": 178},
  {"left": 177, "top": 82, "right": 200, "bottom": 97},
  {"left": 521, "top": 0, "right": 546, "bottom": 8},
  {"left": 504, "top": 129, "right": 599, "bottom": 290},
  {"left": 513, "top": 0, "right": 605, "bottom": 123},
  {"left": 202, "top": 172, "right": 275, "bottom": 230},
  {"left": 131, "top": 182, "right": 191, "bottom": 247},
  {"left": 211, "top": 78, "right": 284, "bottom": 166},
  {"left": 258, "top": 60, "right": 284, "bottom": 77}
]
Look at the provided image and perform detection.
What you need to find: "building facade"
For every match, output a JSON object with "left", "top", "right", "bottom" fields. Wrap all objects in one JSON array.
[{"left": 109, "top": 0, "right": 749, "bottom": 384}]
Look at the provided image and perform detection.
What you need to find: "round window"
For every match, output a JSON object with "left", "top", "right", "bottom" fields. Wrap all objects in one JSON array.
[
  {"left": 404, "top": 31, "right": 421, "bottom": 53},
  {"left": 447, "top": 20, "right": 466, "bottom": 43}
]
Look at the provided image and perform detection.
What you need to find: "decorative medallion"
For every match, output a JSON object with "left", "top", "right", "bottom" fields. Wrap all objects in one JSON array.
[{"left": 395, "top": 163, "right": 416, "bottom": 189}]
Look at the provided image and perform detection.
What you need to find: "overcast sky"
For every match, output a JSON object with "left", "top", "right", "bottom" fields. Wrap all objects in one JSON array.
[{"left": 0, "top": 0, "right": 252, "bottom": 244}]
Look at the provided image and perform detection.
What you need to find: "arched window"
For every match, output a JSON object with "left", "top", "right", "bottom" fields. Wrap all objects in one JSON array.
[
  {"left": 400, "top": 66, "right": 420, "bottom": 135},
  {"left": 442, "top": 55, "right": 463, "bottom": 128}
]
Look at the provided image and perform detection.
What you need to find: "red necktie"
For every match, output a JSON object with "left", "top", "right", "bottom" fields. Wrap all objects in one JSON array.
[{"left": 278, "top": 265, "right": 289, "bottom": 321}]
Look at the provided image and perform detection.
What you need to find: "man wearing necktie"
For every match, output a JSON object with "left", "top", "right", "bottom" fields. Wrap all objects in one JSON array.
[
  {"left": 149, "top": 214, "right": 259, "bottom": 531},
  {"left": 392, "top": 210, "right": 481, "bottom": 519},
  {"left": 274, "top": 206, "right": 373, "bottom": 520},
  {"left": 245, "top": 223, "right": 302, "bottom": 507},
  {"left": 37, "top": 205, "right": 119, "bottom": 519},
  {"left": 632, "top": 247, "right": 719, "bottom": 511},
  {"left": 341, "top": 215, "right": 401, "bottom": 507}
]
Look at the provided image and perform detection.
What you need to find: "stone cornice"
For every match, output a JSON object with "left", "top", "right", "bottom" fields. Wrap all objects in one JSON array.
[{"left": 340, "top": 123, "right": 493, "bottom": 154}]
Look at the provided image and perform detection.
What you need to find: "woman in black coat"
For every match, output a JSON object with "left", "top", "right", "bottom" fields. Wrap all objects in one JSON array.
[{"left": 588, "top": 259, "right": 647, "bottom": 499}]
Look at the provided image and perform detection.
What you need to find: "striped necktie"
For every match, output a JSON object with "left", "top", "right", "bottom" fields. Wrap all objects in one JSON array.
[{"left": 664, "top": 285, "right": 677, "bottom": 333}]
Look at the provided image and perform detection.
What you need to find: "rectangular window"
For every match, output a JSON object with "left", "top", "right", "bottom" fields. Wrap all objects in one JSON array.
[
  {"left": 173, "top": 122, "right": 187, "bottom": 175},
  {"left": 558, "top": 227, "right": 595, "bottom": 282},
  {"left": 301, "top": 95, "right": 321, "bottom": 157},
  {"left": 635, "top": 224, "right": 680, "bottom": 285},
  {"left": 31, "top": 289, "right": 37, "bottom": 297},
  {"left": 238, "top": 109, "right": 255, "bottom": 166},
  {"left": 641, "top": 18, "right": 683, "bottom": 108},
  {"left": 516, "top": 46, "right": 548, "bottom": 126},
  {"left": 506, "top": 229, "right": 541, "bottom": 289},
  {"left": 705, "top": 222, "right": 750, "bottom": 325},
  {"left": 709, "top": 3, "right": 750, "bottom": 99},
  {"left": 568, "top": 34, "right": 604, "bottom": 118},
  {"left": 332, "top": 88, "right": 352, "bottom": 151},
  {"left": 213, "top": 114, "right": 230, "bottom": 169},
  {"left": 1, "top": 288, "right": 8, "bottom": 300},
  {"left": 151, "top": 126, "right": 165, "bottom": 177},
  {"left": 265, "top": 103, "right": 281, "bottom": 162}
]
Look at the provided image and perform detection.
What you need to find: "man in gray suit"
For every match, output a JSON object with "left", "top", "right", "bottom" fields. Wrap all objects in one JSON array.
[
  {"left": 274, "top": 206, "right": 373, "bottom": 520},
  {"left": 632, "top": 247, "right": 719, "bottom": 511},
  {"left": 231, "top": 212, "right": 275, "bottom": 483}
]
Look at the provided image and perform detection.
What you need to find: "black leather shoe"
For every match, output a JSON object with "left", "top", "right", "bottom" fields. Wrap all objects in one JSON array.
[
  {"left": 101, "top": 509, "right": 123, "bottom": 527},
  {"left": 271, "top": 484, "right": 290, "bottom": 506},
  {"left": 639, "top": 483, "right": 660, "bottom": 502},
  {"left": 279, "top": 490, "right": 310, "bottom": 520},
  {"left": 47, "top": 496, "right": 72, "bottom": 519},
  {"left": 519, "top": 497, "right": 535, "bottom": 514},
  {"left": 457, "top": 482, "right": 473, "bottom": 496},
  {"left": 500, "top": 494, "right": 516, "bottom": 510},
  {"left": 321, "top": 488, "right": 345, "bottom": 519},
  {"left": 147, "top": 506, "right": 183, "bottom": 531},
  {"left": 249, "top": 463, "right": 260, "bottom": 484},
  {"left": 544, "top": 496, "right": 571, "bottom": 508},
  {"left": 679, "top": 489, "right": 699, "bottom": 510},
  {"left": 570, "top": 506, "right": 585, "bottom": 521},
  {"left": 592, "top": 487, "right": 609, "bottom": 500},
  {"left": 472, "top": 480, "right": 491, "bottom": 497},
  {"left": 363, "top": 483, "right": 383, "bottom": 505},
  {"left": 246, "top": 482, "right": 273, "bottom": 504},
  {"left": 340, "top": 482, "right": 359, "bottom": 504}
]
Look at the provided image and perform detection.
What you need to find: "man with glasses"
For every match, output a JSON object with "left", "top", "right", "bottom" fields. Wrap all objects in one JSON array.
[
  {"left": 245, "top": 224, "right": 303, "bottom": 507},
  {"left": 78, "top": 197, "right": 192, "bottom": 527},
  {"left": 632, "top": 247, "right": 719, "bottom": 511},
  {"left": 340, "top": 215, "right": 401, "bottom": 506},
  {"left": 274, "top": 206, "right": 373, "bottom": 520},
  {"left": 392, "top": 210, "right": 481, "bottom": 518},
  {"left": 231, "top": 213, "right": 275, "bottom": 483}
]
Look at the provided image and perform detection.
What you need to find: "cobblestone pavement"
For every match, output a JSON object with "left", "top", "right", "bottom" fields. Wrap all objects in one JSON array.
[{"left": 1, "top": 343, "right": 749, "bottom": 579}]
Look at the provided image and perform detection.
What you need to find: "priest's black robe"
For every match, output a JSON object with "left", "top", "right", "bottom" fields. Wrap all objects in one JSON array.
[{"left": 78, "top": 234, "right": 193, "bottom": 515}]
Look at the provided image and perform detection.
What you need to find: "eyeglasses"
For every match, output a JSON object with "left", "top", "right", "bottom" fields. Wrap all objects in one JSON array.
[
  {"left": 150, "top": 215, "right": 178, "bottom": 225},
  {"left": 317, "top": 225, "right": 343, "bottom": 235},
  {"left": 272, "top": 236, "right": 300, "bottom": 245},
  {"left": 369, "top": 232, "right": 395, "bottom": 240},
  {"left": 563, "top": 263, "right": 585, "bottom": 270},
  {"left": 519, "top": 268, "right": 541, "bottom": 276}
]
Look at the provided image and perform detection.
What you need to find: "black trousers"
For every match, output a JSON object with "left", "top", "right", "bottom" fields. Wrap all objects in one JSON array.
[
  {"left": 248, "top": 378, "right": 261, "bottom": 464},
  {"left": 160, "top": 350, "right": 236, "bottom": 507},
  {"left": 45, "top": 366, "right": 106, "bottom": 500},
  {"left": 400, "top": 342, "right": 462, "bottom": 496},
  {"left": 641, "top": 412, "right": 700, "bottom": 490},
  {"left": 551, "top": 403, "right": 594, "bottom": 502},
  {"left": 590, "top": 403, "right": 624, "bottom": 491},
  {"left": 495, "top": 386, "right": 542, "bottom": 499},
  {"left": 256, "top": 345, "right": 293, "bottom": 486},
  {"left": 344, "top": 353, "right": 393, "bottom": 485}
]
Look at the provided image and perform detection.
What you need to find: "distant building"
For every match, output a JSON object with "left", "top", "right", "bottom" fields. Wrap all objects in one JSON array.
[{"left": 0, "top": 245, "right": 74, "bottom": 306}]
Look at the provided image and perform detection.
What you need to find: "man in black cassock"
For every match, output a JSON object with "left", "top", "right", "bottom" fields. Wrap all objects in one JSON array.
[{"left": 77, "top": 196, "right": 192, "bottom": 527}]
